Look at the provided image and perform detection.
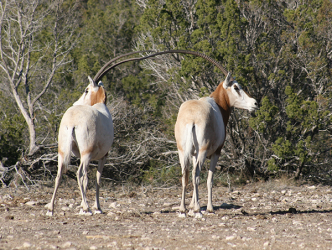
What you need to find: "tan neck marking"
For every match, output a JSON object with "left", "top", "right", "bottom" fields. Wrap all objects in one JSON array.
[
  {"left": 210, "top": 82, "right": 231, "bottom": 127},
  {"left": 91, "top": 87, "right": 107, "bottom": 106}
]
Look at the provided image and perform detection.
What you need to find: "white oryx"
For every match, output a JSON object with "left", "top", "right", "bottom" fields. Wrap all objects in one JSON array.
[
  {"left": 46, "top": 76, "right": 113, "bottom": 216},
  {"left": 175, "top": 72, "right": 258, "bottom": 217},
  {"left": 46, "top": 51, "right": 152, "bottom": 216}
]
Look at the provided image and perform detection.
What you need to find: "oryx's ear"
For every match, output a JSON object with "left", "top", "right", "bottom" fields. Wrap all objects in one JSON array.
[
  {"left": 223, "top": 72, "right": 233, "bottom": 89},
  {"left": 88, "top": 76, "right": 97, "bottom": 87}
]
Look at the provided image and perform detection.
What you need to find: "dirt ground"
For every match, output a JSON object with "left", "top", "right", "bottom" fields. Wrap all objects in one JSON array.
[{"left": 1, "top": 179, "right": 332, "bottom": 250}]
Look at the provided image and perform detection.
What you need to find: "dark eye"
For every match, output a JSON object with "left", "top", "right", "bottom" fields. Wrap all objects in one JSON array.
[
  {"left": 85, "top": 88, "right": 89, "bottom": 94},
  {"left": 234, "top": 85, "right": 239, "bottom": 91}
]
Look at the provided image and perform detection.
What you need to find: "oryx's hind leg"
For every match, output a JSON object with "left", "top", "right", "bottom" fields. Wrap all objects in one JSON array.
[
  {"left": 189, "top": 156, "right": 196, "bottom": 210},
  {"left": 179, "top": 150, "right": 190, "bottom": 216},
  {"left": 77, "top": 155, "right": 92, "bottom": 215},
  {"left": 189, "top": 150, "right": 206, "bottom": 218},
  {"left": 93, "top": 156, "right": 106, "bottom": 214},
  {"left": 46, "top": 154, "right": 65, "bottom": 216},
  {"left": 207, "top": 153, "right": 219, "bottom": 213}
]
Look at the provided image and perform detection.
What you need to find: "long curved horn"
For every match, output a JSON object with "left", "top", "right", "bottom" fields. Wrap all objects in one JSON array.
[
  {"left": 95, "top": 50, "right": 234, "bottom": 82},
  {"left": 93, "top": 50, "right": 155, "bottom": 83}
]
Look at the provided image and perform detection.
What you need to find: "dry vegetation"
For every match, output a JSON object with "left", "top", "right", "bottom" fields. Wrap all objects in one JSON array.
[{"left": 1, "top": 178, "right": 332, "bottom": 249}]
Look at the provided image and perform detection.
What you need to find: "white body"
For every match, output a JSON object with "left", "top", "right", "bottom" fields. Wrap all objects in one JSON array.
[
  {"left": 46, "top": 77, "right": 114, "bottom": 216},
  {"left": 175, "top": 73, "right": 258, "bottom": 216}
]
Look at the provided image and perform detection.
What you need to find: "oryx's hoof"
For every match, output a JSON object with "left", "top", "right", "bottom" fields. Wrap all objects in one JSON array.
[
  {"left": 93, "top": 209, "right": 103, "bottom": 215},
  {"left": 46, "top": 210, "right": 53, "bottom": 216},
  {"left": 78, "top": 208, "right": 92, "bottom": 216},
  {"left": 178, "top": 212, "right": 186, "bottom": 218},
  {"left": 188, "top": 209, "right": 202, "bottom": 218},
  {"left": 205, "top": 209, "right": 215, "bottom": 214}
]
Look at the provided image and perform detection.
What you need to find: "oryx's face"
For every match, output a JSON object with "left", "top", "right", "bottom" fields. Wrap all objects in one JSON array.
[
  {"left": 73, "top": 76, "right": 107, "bottom": 106},
  {"left": 223, "top": 73, "right": 258, "bottom": 112}
]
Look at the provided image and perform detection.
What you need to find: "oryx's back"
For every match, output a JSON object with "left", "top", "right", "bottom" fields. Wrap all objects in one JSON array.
[
  {"left": 175, "top": 97, "right": 225, "bottom": 157},
  {"left": 58, "top": 104, "right": 114, "bottom": 161}
]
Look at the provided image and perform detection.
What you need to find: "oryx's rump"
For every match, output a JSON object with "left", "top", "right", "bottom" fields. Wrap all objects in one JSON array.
[
  {"left": 175, "top": 97, "right": 226, "bottom": 159},
  {"left": 59, "top": 104, "right": 113, "bottom": 162}
]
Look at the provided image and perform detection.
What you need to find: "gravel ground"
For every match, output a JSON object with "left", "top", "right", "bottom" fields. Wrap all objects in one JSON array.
[{"left": 1, "top": 179, "right": 332, "bottom": 249}]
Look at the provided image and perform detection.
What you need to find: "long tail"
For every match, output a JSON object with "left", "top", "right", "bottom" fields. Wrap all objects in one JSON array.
[
  {"left": 59, "top": 126, "right": 74, "bottom": 174},
  {"left": 180, "top": 124, "right": 195, "bottom": 185}
]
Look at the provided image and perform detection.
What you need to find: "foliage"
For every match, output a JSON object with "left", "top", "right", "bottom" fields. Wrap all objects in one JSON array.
[{"left": 0, "top": 0, "right": 331, "bottom": 187}]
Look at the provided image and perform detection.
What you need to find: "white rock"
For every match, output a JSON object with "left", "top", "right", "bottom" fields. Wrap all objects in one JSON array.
[
  {"left": 109, "top": 202, "right": 118, "bottom": 208},
  {"left": 247, "top": 227, "right": 256, "bottom": 232},
  {"left": 225, "top": 235, "right": 236, "bottom": 241},
  {"left": 25, "top": 201, "right": 37, "bottom": 206},
  {"left": 22, "top": 242, "right": 32, "bottom": 248},
  {"left": 62, "top": 242, "right": 72, "bottom": 248}
]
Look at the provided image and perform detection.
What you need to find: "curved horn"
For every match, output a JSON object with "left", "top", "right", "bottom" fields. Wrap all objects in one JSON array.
[
  {"left": 93, "top": 50, "right": 155, "bottom": 83},
  {"left": 96, "top": 50, "right": 234, "bottom": 82}
]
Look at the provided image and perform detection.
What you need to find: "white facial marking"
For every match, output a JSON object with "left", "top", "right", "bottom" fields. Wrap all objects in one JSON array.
[{"left": 228, "top": 80, "right": 258, "bottom": 112}]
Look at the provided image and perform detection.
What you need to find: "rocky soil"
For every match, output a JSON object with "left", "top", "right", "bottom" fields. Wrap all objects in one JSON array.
[{"left": 1, "top": 179, "right": 332, "bottom": 249}]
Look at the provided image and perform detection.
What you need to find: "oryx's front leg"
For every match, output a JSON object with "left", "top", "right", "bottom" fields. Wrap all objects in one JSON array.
[
  {"left": 207, "top": 153, "right": 219, "bottom": 213},
  {"left": 93, "top": 156, "right": 106, "bottom": 214}
]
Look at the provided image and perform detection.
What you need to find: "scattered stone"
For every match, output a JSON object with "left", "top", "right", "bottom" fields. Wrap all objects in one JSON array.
[
  {"left": 221, "top": 216, "right": 229, "bottom": 221},
  {"left": 62, "top": 242, "right": 73, "bottom": 248},
  {"left": 22, "top": 242, "right": 32, "bottom": 248},
  {"left": 225, "top": 235, "right": 236, "bottom": 241},
  {"left": 247, "top": 227, "right": 256, "bottom": 232},
  {"left": 25, "top": 201, "right": 37, "bottom": 206},
  {"left": 109, "top": 202, "right": 119, "bottom": 208}
]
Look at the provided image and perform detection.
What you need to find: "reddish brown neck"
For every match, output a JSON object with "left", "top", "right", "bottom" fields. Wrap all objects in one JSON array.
[
  {"left": 91, "top": 87, "right": 107, "bottom": 105},
  {"left": 210, "top": 83, "right": 231, "bottom": 127}
]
